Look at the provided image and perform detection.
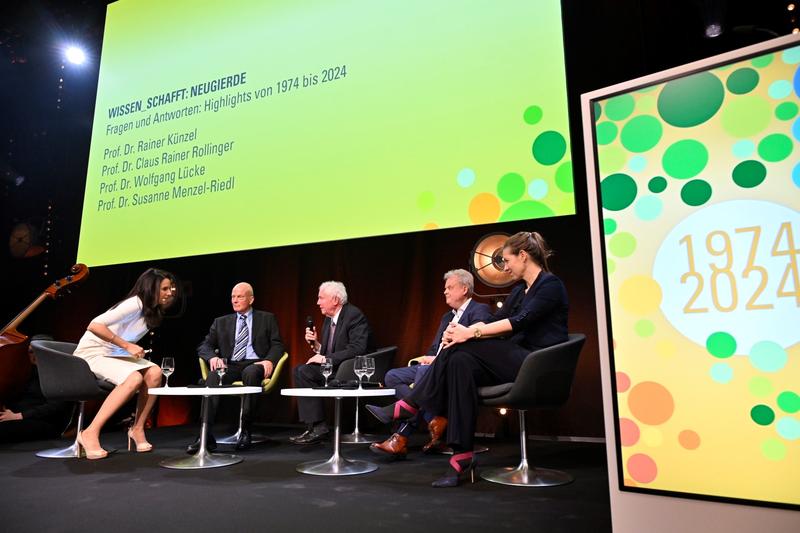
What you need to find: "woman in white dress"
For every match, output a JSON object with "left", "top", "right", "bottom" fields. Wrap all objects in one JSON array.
[{"left": 73, "top": 268, "right": 178, "bottom": 459}]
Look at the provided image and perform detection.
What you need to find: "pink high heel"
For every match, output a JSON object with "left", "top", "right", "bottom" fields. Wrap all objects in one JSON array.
[
  {"left": 77, "top": 432, "right": 108, "bottom": 460},
  {"left": 127, "top": 428, "right": 153, "bottom": 453}
]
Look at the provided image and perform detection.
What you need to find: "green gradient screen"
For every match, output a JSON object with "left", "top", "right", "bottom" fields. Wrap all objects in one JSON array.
[{"left": 77, "top": 0, "right": 574, "bottom": 266}]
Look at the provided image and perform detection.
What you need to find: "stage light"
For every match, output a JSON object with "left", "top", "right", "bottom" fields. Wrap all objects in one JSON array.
[
  {"left": 64, "top": 46, "right": 86, "bottom": 65},
  {"left": 499, "top": 408, "right": 508, "bottom": 415},
  {"left": 704, "top": 23, "right": 723, "bottom": 38},
  {"left": 788, "top": 4, "right": 796, "bottom": 11}
]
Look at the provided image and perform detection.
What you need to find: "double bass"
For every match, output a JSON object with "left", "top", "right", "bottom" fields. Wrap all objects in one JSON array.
[{"left": 0, "top": 264, "right": 89, "bottom": 402}]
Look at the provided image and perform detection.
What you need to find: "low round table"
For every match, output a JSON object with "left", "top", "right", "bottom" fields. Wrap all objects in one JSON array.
[
  {"left": 281, "top": 387, "right": 395, "bottom": 476},
  {"left": 149, "top": 386, "right": 262, "bottom": 469}
]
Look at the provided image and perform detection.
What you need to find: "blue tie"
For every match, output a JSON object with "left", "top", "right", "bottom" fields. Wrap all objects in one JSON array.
[{"left": 232, "top": 314, "right": 248, "bottom": 361}]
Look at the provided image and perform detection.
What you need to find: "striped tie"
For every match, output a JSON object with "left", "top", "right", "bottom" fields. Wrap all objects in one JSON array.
[{"left": 232, "top": 314, "right": 248, "bottom": 361}]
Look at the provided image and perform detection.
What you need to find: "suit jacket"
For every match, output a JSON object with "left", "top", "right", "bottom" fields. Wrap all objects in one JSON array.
[
  {"left": 319, "top": 303, "right": 374, "bottom": 365},
  {"left": 424, "top": 299, "right": 493, "bottom": 356},
  {"left": 198, "top": 309, "right": 285, "bottom": 365}
]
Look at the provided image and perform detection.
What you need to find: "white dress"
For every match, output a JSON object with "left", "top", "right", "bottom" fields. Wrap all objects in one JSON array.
[{"left": 73, "top": 296, "right": 157, "bottom": 385}]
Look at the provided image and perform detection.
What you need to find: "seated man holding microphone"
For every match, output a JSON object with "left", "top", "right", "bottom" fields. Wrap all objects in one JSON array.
[
  {"left": 291, "top": 281, "right": 374, "bottom": 445},
  {"left": 370, "top": 269, "right": 491, "bottom": 459}
]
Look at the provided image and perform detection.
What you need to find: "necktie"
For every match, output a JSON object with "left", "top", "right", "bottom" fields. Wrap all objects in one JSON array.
[
  {"left": 232, "top": 314, "right": 248, "bottom": 361},
  {"left": 325, "top": 322, "right": 336, "bottom": 355}
]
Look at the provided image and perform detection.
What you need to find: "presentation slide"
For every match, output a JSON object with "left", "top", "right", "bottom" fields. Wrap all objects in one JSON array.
[
  {"left": 591, "top": 40, "right": 799, "bottom": 507},
  {"left": 77, "top": 0, "right": 574, "bottom": 267}
]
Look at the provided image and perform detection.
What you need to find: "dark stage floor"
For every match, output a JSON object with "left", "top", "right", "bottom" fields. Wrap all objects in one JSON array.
[{"left": 1, "top": 425, "right": 611, "bottom": 533}]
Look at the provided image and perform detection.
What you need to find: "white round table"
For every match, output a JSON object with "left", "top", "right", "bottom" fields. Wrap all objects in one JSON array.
[
  {"left": 281, "top": 387, "right": 395, "bottom": 476},
  {"left": 149, "top": 386, "right": 262, "bottom": 469}
]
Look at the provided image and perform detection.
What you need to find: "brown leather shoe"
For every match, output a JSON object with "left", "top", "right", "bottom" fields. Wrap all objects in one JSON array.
[
  {"left": 422, "top": 416, "right": 448, "bottom": 453},
  {"left": 369, "top": 433, "right": 408, "bottom": 459}
]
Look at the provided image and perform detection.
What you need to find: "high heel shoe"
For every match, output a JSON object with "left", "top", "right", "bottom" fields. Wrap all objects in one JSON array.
[
  {"left": 76, "top": 432, "right": 108, "bottom": 460},
  {"left": 127, "top": 428, "right": 153, "bottom": 453},
  {"left": 431, "top": 451, "right": 476, "bottom": 488},
  {"left": 365, "top": 400, "right": 418, "bottom": 424}
]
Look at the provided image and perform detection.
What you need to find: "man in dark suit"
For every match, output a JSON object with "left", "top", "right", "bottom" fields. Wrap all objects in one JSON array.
[
  {"left": 188, "top": 282, "right": 285, "bottom": 452},
  {"left": 290, "top": 281, "right": 374, "bottom": 444},
  {"left": 370, "top": 269, "right": 491, "bottom": 459}
]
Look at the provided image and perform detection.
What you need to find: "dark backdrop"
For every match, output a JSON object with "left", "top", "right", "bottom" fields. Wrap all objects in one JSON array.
[{"left": 1, "top": 0, "right": 793, "bottom": 437}]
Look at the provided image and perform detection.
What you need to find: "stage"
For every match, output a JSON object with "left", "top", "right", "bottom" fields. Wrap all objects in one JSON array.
[{"left": 0, "top": 425, "right": 611, "bottom": 533}]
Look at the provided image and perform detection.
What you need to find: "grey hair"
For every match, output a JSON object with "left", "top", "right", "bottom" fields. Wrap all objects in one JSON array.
[
  {"left": 443, "top": 269, "right": 474, "bottom": 294},
  {"left": 319, "top": 281, "right": 348, "bottom": 304}
]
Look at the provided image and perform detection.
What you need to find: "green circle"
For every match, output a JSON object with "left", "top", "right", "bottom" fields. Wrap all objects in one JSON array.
[
  {"left": 775, "top": 101, "right": 798, "bottom": 121},
  {"left": 721, "top": 95, "right": 772, "bottom": 138},
  {"left": 777, "top": 391, "right": 800, "bottom": 413},
  {"left": 620, "top": 115, "right": 663, "bottom": 152},
  {"left": 608, "top": 232, "right": 637, "bottom": 257},
  {"left": 634, "top": 319, "right": 655, "bottom": 337},
  {"left": 757, "top": 133, "right": 793, "bottom": 162},
  {"left": 523, "top": 105, "right": 543, "bottom": 125},
  {"left": 497, "top": 172, "right": 526, "bottom": 202},
  {"left": 750, "top": 404, "right": 775, "bottom": 425},
  {"left": 662, "top": 140, "right": 709, "bottom": 179},
  {"left": 732, "top": 160, "right": 767, "bottom": 188},
  {"left": 607, "top": 258, "right": 616, "bottom": 274},
  {"left": 706, "top": 331, "right": 737, "bottom": 358},
  {"left": 657, "top": 72, "right": 725, "bottom": 127},
  {"left": 761, "top": 438, "right": 786, "bottom": 461},
  {"left": 680, "top": 179, "right": 712, "bottom": 206},
  {"left": 648, "top": 176, "right": 667, "bottom": 193},
  {"left": 596, "top": 121, "right": 618, "bottom": 145},
  {"left": 555, "top": 162, "right": 574, "bottom": 193},
  {"left": 532, "top": 131, "right": 567, "bottom": 166},
  {"left": 600, "top": 173, "right": 638, "bottom": 211},
  {"left": 604, "top": 94, "right": 635, "bottom": 121},
  {"left": 593, "top": 101, "right": 602, "bottom": 121},
  {"left": 603, "top": 218, "right": 617, "bottom": 235},
  {"left": 599, "top": 145, "right": 627, "bottom": 174},
  {"left": 751, "top": 54, "right": 774, "bottom": 68},
  {"left": 726, "top": 67, "right": 760, "bottom": 94},
  {"left": 417, "top": 191, "right": 435, "bottom": 211},
  {"left": 498, "top": 201, "right": 554, "bottom": 222},
  {"left": 749, "top": 376, "right": 773, "bottom": 398}
]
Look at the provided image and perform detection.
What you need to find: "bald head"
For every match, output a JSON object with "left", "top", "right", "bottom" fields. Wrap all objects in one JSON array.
[{"left": 231, "top": 282, "right": 255, "bottom": 314}]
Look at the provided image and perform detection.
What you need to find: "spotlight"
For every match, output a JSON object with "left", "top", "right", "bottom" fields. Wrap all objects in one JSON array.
[
  {"left": 704, "top": 23, "right": 723, "bottom": 38},
  {"left": 64, "top": 46, "right": 86, "bottom": 65},
  {"left": 499, "top": 408, "right": 508, "bottom": 415}
]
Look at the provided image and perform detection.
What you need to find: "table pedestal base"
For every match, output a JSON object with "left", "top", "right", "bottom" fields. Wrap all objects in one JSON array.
[
  {"left": 161, "top": 452, "right": 242, "bottom": 470},
  {"left": 296, "top": 456, "right": 377, "bottom": 476}
]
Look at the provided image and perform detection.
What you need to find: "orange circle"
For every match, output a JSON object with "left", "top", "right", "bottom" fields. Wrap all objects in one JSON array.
[
  {"left": 627, "top": 453, "right": 658, "bottom": 483},
  {"left": 468, "top": 193, "right": 501, "bottom": 224},
  {"left": 628, "top": 381, "right": 674, "bottom": 425},
  {"left": 678, "top": 429, "right": 701, "bottom": 450},
  {"left": 619, "top": 418, "right": 640, "bottom": 446},
  {"left": 423, "top": 222, "right": 439, "bottom": 230}
]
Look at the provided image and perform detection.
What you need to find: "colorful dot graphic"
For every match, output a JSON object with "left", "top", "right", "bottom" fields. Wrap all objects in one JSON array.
[{"left": 628, "top": 381, "right": 674, "bottom": 425}]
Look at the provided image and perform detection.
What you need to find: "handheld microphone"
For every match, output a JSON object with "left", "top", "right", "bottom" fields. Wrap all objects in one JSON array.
[{"left": 305, "top": 316, "right": 316, "bottom": 348}]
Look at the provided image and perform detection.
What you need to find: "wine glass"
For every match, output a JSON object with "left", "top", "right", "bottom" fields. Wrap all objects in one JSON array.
[
  {"left": 364, "top": 356, "right": 375, "bottom": 385},
  {"left": 161, "top": 357, "right": 175, "bottom": 387},
  {"left": 216, "top": 358, "right": 228, "bottom": 386},
  {"left": 354, "top": 355, "right": 367, "bottom": 389},
  {"left": 321, "top": 357, "right": 333, "bottom": 388}
]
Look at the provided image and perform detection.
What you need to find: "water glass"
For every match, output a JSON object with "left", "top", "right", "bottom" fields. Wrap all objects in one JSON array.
[
  {"left": 161, "top": 357, "right": 175, "bottom": 387},
  {"left": 354, "top": 355, "right": 367, "bottom": 389},
  {"left": 321, "top": 358, "right": 333, "bottom": 387},
  {"left": 216, "top": 358, "right": 228, "bottom": 385}
]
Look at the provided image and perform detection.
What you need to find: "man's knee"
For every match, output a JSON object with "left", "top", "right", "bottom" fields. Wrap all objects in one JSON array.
[{"left": 242, "top": 364, "right": 264, "bottom": 385}]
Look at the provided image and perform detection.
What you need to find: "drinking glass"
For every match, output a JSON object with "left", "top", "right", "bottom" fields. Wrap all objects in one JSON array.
[
  {"left": 354, "top": 355, "right": 367, "bottom": 389},
  {"left": 321, "top": 358, "right": 333, "bottom": 388},
  {"left": 216, "top": 358, "right": 228, "bottom": 385},
  {"left": 364, "top": 356, "right": 375, "bottom": 384},
  {"left": 161, "top": 357, "right": 175, "bottom": 387}
]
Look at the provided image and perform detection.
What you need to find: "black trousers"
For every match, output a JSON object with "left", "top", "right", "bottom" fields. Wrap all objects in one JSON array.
[
  {"left": 293, "top": 363, "right": 326, "bottom": 425},
  {"left": 408, "top": 339, "right": 527, "bottom": 451},
  {"left": 0, "top": 419, "right": 63, "bottom": 443},
  {"left": 205, "top": 360, "right": 265, "bottom": 428}
]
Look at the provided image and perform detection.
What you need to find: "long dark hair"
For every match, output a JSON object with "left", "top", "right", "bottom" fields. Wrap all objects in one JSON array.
[
  {"left": 119, "top": 268, "right": 178, "bottom": 328},
  {"left": 503, "top": 231, "right": 554, "bottom": 272}
]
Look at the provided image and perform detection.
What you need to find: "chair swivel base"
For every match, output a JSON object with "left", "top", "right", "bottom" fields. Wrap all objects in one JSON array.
[
  {"left": 480, "top": 464, "right": 573, "bottom": 487},
  {"left": 160, "top": 451, "right": 243, "bottom": 470},
  {"left": 37, "top": 442, "right": 81, "bottom": 459}
]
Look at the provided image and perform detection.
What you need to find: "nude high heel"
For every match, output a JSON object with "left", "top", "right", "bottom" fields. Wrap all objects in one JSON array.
[
  {"left": 77, "top": 432, "right": 108, "bottom": 460},
  {"left": 127, "top": 428, "right": 153, "bottom": 453}
]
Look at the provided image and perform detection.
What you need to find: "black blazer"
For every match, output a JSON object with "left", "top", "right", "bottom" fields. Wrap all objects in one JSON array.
[
  {"left": 318, "top": 303, "right": 374, "bottom": 365},
  {"left": 198, "top": 309, "right": 285, "bottom": 365},
  {"left": 424, "top": 299, "right": 493, "bottom": 356}
]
